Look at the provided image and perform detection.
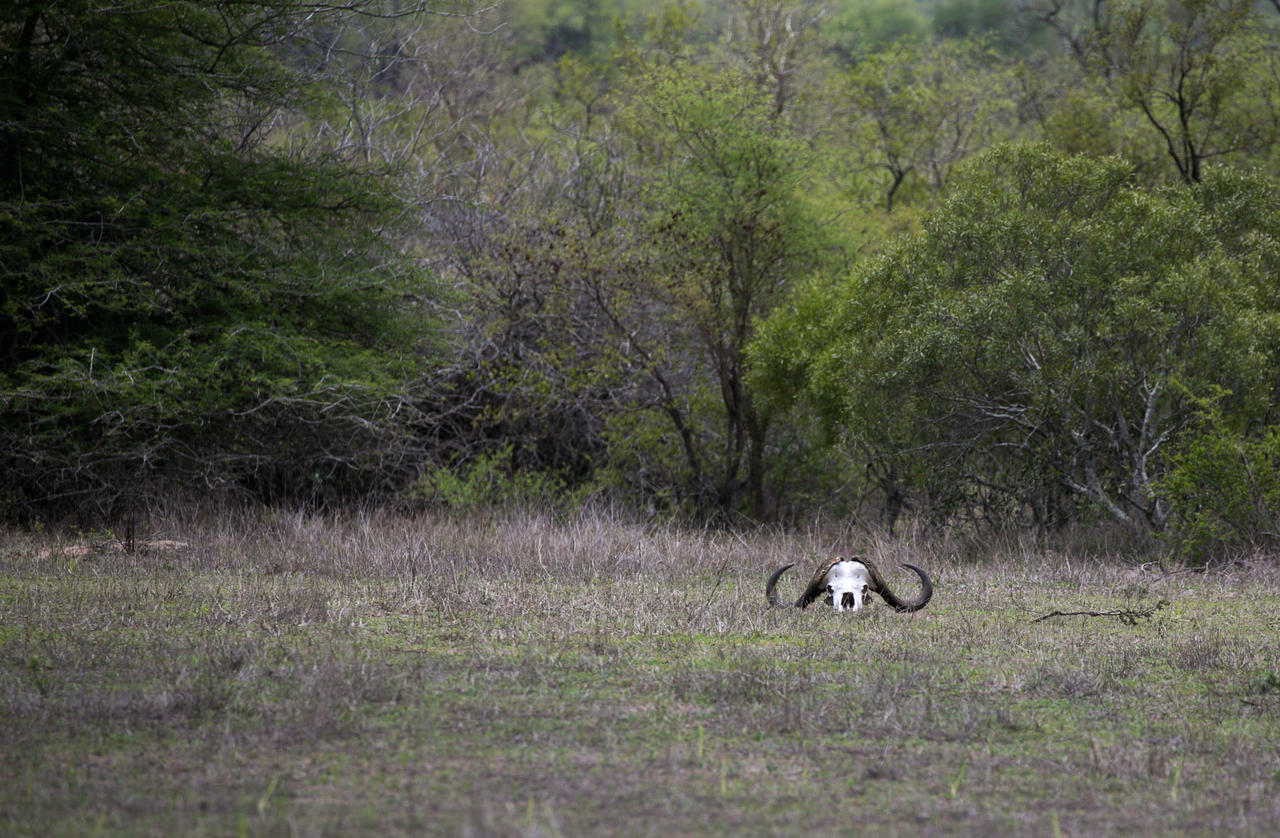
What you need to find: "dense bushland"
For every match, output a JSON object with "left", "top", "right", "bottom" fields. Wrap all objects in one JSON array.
[
  {"left": 753, "top": 147, "right": 1280, "bottom": 542},
  {"left": 4, "top": 0, "right": 1280, "bottom": 556}
]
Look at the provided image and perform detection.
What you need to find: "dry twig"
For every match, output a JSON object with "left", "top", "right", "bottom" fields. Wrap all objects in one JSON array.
[{"left": 1031, "top": 599, "right": 1169, "bottom": 626}]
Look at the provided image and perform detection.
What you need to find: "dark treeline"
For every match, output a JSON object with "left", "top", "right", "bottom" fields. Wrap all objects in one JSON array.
[{"left": 3, "top": 0, "right": 1280, "bottom": 557}]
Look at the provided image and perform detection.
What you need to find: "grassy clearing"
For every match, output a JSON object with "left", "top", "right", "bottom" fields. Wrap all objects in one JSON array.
[{"left": 3, "top": 509, "right": 1280, "bottom": 836}]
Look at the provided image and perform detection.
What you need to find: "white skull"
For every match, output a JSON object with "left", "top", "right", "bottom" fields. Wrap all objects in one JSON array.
[{"left": 824, "top": 560, "right": 872, "bottom": 612}]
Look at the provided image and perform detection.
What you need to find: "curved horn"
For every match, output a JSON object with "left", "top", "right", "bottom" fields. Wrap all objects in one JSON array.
[
  {"left": 795, "top": 557, "right": 843, "bottom": 609},
  {"left": 765, "top": 563, "right": 795, "bottom": 607},
  {"left": 867, "top": 561, "right": 933, "bottom": 612}
]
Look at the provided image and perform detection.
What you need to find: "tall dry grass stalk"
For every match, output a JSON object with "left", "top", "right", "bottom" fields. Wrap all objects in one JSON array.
[
  {"left": 11, "top": 502, "right": 1280, "bottom": 577},
  {"left": 11, "top": 504, "right": 1280, "bottom": 616}
]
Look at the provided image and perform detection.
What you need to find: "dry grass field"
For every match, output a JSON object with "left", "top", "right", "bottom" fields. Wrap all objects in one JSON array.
[{"left": 3, "top": 508, "right": 1280, "bottom": 836}]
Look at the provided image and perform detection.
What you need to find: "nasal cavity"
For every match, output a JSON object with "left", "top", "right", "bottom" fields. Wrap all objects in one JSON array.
[{"left": 841, "top": 591, "right": 855, "bottom": 609}]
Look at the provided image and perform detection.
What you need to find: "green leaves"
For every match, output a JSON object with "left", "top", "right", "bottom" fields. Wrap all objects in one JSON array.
[
  {"left": 1098, "top": 0, "right": 1278, "bottom": 183},
  {"left": 754, "top": 143, "right": 1280, "bottom": 532},
  {"left": 613, "top": 65, "right": 833, "bottom": 515},
  {"left": 843, "top": 37, "right": 1020, "bottom": 211},
  {"left": 0, "top": 2, "right": 438, "bottom": 519}
]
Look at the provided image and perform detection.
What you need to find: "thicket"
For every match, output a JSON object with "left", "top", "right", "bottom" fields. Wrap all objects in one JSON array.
[{"left": 3, "top": 0, "right": 1280, "bottom": 558}]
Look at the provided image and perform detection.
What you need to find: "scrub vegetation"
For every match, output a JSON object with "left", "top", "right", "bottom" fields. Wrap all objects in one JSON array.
[{"left": 5, "top": 0, "right": 1280, "bottom": 558}]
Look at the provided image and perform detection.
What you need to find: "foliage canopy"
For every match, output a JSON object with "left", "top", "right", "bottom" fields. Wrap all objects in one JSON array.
[
  {"left": 752, "top": 144, "right": 1280, "bottom": 539},
  {"left": 6, "top": 0, "right": 1280, "bottom": 548},
  {"left": 0, "top": 1, "right": 439, "bottom": 519}
]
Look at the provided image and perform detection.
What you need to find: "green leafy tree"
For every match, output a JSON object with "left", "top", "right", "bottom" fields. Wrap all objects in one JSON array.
[
  {"left": 718, "top": 0, "right": 827, "bottom": 118},
  {"left": 824, "top": 0, "right": 928, "bottom": 55},
  {"left": 445, "top": 54, "right": 838, "bottom": 521},
  {"left": 503, "top": 0, "right": 655, "bottom": 61},
  {"left": 617, "top": 65, "right": 831, "bottom": 517},
  {"left": 753, "top": 144, "right": 1280, "bottom": 533},
  {"left": 0, "top": 1, "right": 445, "bottom": 520},
  {"left": 1159, "top": 403, "right": 1280, "bottom": 560},
  {"left": 843, "top": 38, "right": 1020, "bottom": 211},
  {"left": 1026, "top": 0, "right": 1280, "bottom": 182},
  {"left": 1109, "top": 0, "right": 1280, "bottom": 183},
  {"left": 932, "top": 0, "right": 1048, "bottom": 52}
]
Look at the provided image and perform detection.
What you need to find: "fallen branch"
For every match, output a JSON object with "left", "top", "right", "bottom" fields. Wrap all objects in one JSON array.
[{"left": 1031, "top": 599, "right": 1169, "bottom": 626}]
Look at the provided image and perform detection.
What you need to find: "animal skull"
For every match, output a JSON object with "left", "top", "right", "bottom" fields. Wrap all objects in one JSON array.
[
  {"left": 823, "top": 559, "right": 872, "bottom": 612},
  {"left": 766, "top": 557, "right": 933, "bottom": 613}
]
